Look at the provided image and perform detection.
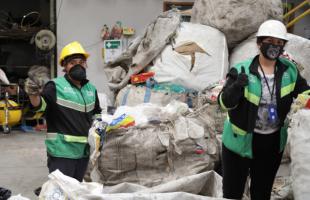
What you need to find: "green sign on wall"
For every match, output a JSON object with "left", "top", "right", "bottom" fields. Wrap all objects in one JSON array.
[
  {"left": 105, "top": 40, "right": 121, "bottom": 49},
  {"left": 103, "top": 40, "right": 123, "bottom": 63}
]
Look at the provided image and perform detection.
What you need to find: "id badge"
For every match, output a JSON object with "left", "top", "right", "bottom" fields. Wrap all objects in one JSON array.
[{"left": 268, "top": 104, "right": 278, "bottom": 123}]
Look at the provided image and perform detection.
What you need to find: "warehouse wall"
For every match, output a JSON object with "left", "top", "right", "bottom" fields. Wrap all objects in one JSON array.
[
  {"left": 56, "top": 0, "right": 308, "bottom": 102},
  {"left": 56, "top": 0, "right": 195, "bottom": 102}
]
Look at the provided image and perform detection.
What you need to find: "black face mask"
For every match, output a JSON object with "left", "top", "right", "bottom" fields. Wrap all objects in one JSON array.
[
  {"left": 260, "top": 42, "right": 284, "bottom": 60},
  {"left": 68, "top": 64, "right": 86, "bottom": 81}
]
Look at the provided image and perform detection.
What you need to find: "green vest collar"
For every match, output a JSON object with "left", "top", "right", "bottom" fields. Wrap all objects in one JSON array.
[{"left": 249, "top": 55, "right": 288, "bottom": 78}]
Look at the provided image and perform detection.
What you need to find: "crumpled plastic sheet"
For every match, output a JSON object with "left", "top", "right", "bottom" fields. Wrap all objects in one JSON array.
[{"left": 40, "top": 170, "right": 228, "bottom": 200}]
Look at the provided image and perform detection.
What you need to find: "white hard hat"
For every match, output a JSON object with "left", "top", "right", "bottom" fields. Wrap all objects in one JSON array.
[{"left": 256, "top": 20, "right": 288, "bottom": 41}]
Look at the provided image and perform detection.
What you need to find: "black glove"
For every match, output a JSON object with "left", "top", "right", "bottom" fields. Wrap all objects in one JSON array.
[
  {"left": 235, "top": 66, "right": 248, "bottom": 88},
  {"left": 219, "top": 66, "right": 248, "bottom": 108}
]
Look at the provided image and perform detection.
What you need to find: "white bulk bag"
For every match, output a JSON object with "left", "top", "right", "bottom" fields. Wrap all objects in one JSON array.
[{"left": 151, "top": 22, "right": 228, "bottom": 91}]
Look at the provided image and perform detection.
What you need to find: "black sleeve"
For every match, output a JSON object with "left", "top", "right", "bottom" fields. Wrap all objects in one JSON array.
[
  {"left": 94, "top": 90, "right": 102, "bottom": 115},
  {"left": 31, "top": 81, "right": 56, "bottom": 111},
  {"left": 42, "top": 81, "right": 57, "bottom": 105},
  {"left": 292, "top": 70, "right": 310, "bottom": 98},
  {"left": 218, "top": 68, "right": 244, "bottom": 109}
]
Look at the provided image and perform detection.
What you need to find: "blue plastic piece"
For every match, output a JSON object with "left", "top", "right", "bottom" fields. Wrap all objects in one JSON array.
[{"left": 20, "top": 124, "right": 33, "bottom": 132}]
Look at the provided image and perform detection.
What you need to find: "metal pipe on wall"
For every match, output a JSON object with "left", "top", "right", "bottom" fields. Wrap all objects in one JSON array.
[{"left": 50, "top": 0, "right": 56, "bottom": 78}]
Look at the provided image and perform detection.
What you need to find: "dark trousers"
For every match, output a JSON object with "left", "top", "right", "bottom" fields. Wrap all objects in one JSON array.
[
  {"left": 47, "top": 155, "right": 89, "bottom": 182},
  {"left": 222, "top": 131, "right": 283, "bottom": 200}
]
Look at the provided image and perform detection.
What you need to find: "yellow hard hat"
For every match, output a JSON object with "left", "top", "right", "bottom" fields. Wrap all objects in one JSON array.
[{"left": 59, "top": 41, "right": 90, "bottom": 66}]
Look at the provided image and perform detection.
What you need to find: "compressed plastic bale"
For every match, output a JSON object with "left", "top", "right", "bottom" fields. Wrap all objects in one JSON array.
[
  {"left": 115, "top": 84, "right": 191, "bottom": 107},
  {"left": 229, "top": 33, "right": 310, "bottom": 82},
  {"left": 87, "top": 101, "right": 223, "bottom": 187},
  {"left": 288, "top": 109, "right": 310, "bottom": 200},
  {"left": 191, "top": 0, "right": 283, "bottom": 48},
  {"left": 91, "top": 121, "right": 219, "bottom": 187}
]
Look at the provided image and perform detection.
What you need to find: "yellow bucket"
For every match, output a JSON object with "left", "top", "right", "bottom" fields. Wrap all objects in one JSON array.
[{"left": 0, "top": 100, "right": 22, "bottom": 126}]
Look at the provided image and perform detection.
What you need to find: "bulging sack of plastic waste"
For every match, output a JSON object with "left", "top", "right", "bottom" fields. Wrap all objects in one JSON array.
[{"left": 87, "top": 101, "right": 223, "bottom": 186}]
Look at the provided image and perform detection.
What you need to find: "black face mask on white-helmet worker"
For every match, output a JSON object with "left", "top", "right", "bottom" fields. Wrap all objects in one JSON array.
[
  {"left": 260, "top": 42, "right": 284, "bottom": 61},
  {"left": 68, "top": 64, "right": 87, "bottom": 82}
]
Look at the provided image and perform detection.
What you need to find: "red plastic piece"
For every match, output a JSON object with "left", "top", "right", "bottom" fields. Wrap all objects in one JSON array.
[
  {"left": 130, "top": 72, "right": 155, "bottom": 84},
  {"left": 305, "top": 99, "right": 310, "bottom": 109}
]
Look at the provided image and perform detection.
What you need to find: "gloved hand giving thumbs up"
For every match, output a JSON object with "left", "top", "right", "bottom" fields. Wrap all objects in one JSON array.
[
  {"left": 236, "top": 66, "right": 248, "bottom": 88},
  {"left": 219, "top": 66, "right": 249, "bottom": 108}
]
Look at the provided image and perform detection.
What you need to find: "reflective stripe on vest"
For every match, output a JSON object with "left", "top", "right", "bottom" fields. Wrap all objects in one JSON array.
[
  {"left": 37, "top": 97, "right": 47, "bottom": 112},
  {"left": 54, "top": 76, "right": 96, "bottom": 113},
  {"left": 56, "top": 98, "right": 95, "bottom": 112},
  {"left": 232, "top": 123, "right": 247, "bottom": 136},
  {"left": 280, "top": 83, "right": 295, "bottom": 98},
  {"left": 234, "top": 64, "right": 261, "bottom": 106},
  {"left": 279, "top": 58, "right": 298, "bottom": 98},
  {"left": 219, "top": 93, "right": 237, "bottom": 111},
  {"left": 244, "top": 87, "right": 260, "bottom": 106},
  {"left": 219, "top": 93, "right": 228, "bottom": 110},
  {"left": 302, "top": 89, "right": 310, "bottom": 95},
  {"left": 64, "top": 135, "right": 88, "bottom": 143},
  {"left": 226, "top": 116, "right": 247, "bottom": 136},
  {"left": 46, "top": 132, "right": 87, "bottom": 143}
]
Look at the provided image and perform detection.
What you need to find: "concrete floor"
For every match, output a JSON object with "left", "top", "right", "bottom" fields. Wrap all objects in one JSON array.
[
  {"left": 0, "top": 130, "right": 291, "bottom": 200},
  {"left": 0, "top": 130, "right": 48, "bottom": 199}
]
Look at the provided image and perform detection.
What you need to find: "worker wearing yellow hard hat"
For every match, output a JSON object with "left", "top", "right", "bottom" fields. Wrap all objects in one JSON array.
[
  {"left": 25, "top": 41, "right": 101, "bottom": 187},
  {"left": 58, "top": 41, "right": 91, "bottom": 84},
  {"left": 59, "top": 41, "right": 89, "bottom": 66},
  {"left": 219, "top": 20, "right": 310, "bottom": 200}
]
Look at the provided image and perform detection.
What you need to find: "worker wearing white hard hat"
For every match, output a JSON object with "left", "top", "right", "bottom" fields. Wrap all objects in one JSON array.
[
  {"left": 218, "top": 20, "right": 310, "bottom": 200},
  {"left": 256, "top": 19, "right": 288, "bottom": 61}
]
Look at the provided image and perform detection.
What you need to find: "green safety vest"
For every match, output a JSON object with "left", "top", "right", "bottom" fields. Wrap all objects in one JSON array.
[{"left": 45, "top": 76, "right": 97, "bottom": 159}]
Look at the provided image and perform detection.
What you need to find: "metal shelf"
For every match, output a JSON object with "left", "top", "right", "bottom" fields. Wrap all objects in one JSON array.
[{"left": 0, "top": 27, "right": 41, "bottom": 39}]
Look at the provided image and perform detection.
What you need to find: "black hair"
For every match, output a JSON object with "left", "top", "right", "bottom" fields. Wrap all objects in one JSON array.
[
  {"left": 256, "top": 36, "right": 268, "bottom": 44},
  {"left": 62, "top": 54, "right": 86, "bottom": 66},
  {"left": 256, "top": 36, "right": 287, "bottom": 45}
]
